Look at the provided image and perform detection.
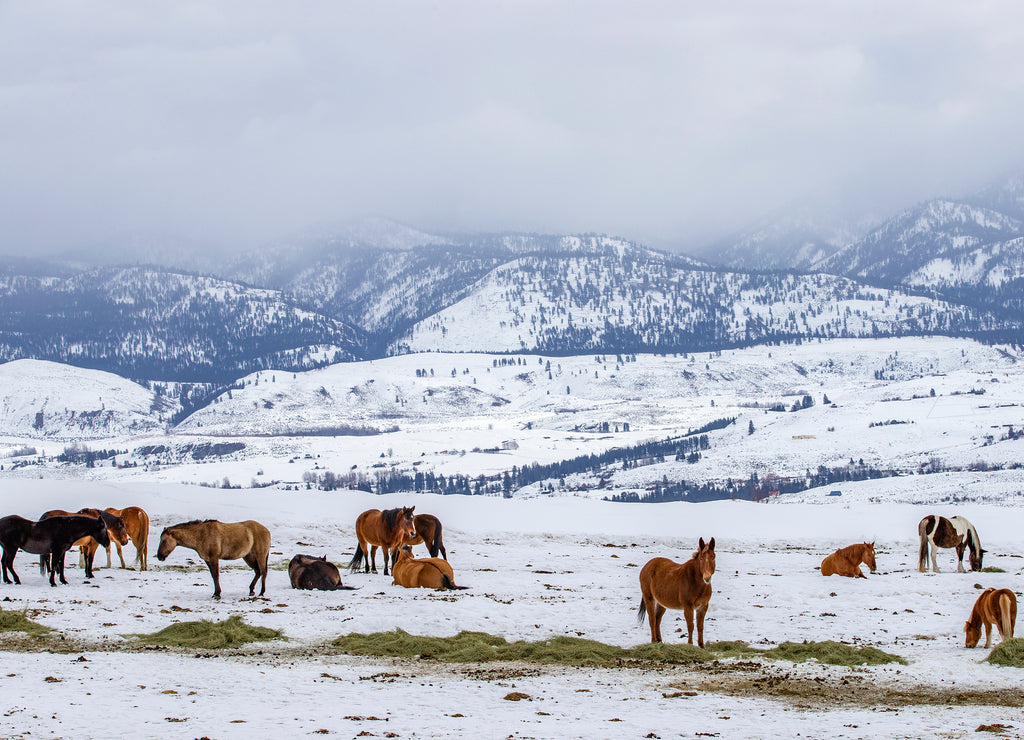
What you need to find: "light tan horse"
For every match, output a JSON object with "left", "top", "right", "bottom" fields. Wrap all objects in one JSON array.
[
  {"left": 104, "top": 506, "right": 150, "bottom": 571},
  {"left": 391, "top": 545, "right": 467, "bottom": 590},
  {"left": 820, "top": 542, "right": 876, "bottom": 578},
  {"left": 38, "top": 508, "right": 129, "bottom": 579},
  {"left": 637, "top": 537, "right": 716, "bottom": 646},
  {"left": 156, "top": 519, "right": 270, "bottom": 599},
  {"left": 965, "top": 588, "right": 1017, "bottom": 648},
  {"left": 348, "top": 507, "right": 417, "bottom": 576}
]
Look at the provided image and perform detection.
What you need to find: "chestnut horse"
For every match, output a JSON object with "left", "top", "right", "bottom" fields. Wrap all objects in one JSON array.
[
  {"left": 918, "top": 514, "right": 985, "bottom": 572},
  {"left": 391, "top": 545, "right": 467, "bottom": 590},
  {"left": 156, "top": 519, "right": 270, "bottom": 599},
  {"left": 289, "top": 554, "right": 356, "bottom": 591},
  {"left": 38, "top": 508, "right": 129, "bottom": 579},
  {"left": 404, "top": 513, "right": 448, "bottom": 560},
  {"left": 820, "top": 542, "right": 876, "bottom": 578},
  {"left": 965, "top": 588, "right": 1017, "bottom": 648},
  {"left": 104, "top": 506, "right": 150, "bottom": 571},
  {"left": 637, "top": 537, "right": 716, "bottom": 646},
  {"left": 347, "top": 507, "right": 416, "bottom": 576}
]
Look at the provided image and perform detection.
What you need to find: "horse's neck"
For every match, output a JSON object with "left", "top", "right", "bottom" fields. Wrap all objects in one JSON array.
[
  {"left": 172, "top": 524, "right": 207, "bottom": 548},
  {"left": 967, "top": 526, "right": 981, "bottom": 552}
]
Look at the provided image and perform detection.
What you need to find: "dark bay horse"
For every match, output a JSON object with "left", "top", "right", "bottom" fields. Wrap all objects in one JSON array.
[
  {"left": 156, "top": 519, "right": 270, "bottom": 599},
  {"left": 289, "top": 554, "right": 356, "bottom": 591},
  {"left": 918, "top": 515, "right": 985, "bottom": 572},
  {"left": 820, "top": 542, "right": 876, "bottom": 578},
  {"left": 637, "top": 537, "right": 716, "bottom": 646},
  {"left": 348, "top": 507, "right": 416, "bottom": 576},
  {"left": 404, "top": 513, "right": 448, "bottom": 560},
  {"left": 38, "top": 508, "right": 129, "bottom": 579},
  {"left": 0, "top": 514, "right": 110, "bottom": 586},
  {"left": 104, "top": 506, "right": 150, "bottom": 571}
]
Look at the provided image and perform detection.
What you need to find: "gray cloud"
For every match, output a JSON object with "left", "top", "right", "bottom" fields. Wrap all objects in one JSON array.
[{"left": 1, "top": 1, "right": 1022, "bottom": 256}]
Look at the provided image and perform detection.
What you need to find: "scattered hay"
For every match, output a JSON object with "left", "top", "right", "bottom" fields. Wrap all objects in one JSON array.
[
  {"left": 764, "top": 640, "right": 906, "bottom": 666},
  {"left": 703, "top": 640, "right": 763, "bottom": 660},
  {"left": 981, "top": 567, "right": 1006, "bottom": 573},
  {"left": 629, "top": 641, "right": 710, "bottom": 664},
  {"left": 131, "top": 615, "right": 283, "bottom": 649},
  {"left": 985, "top": 638, "right": 1024, "bottom": 668},
  {"left": 0, "top": 608, "right": 51, "bottom": 637}
]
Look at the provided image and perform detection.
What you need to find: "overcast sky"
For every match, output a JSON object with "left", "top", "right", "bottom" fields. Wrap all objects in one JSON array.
[{"left": 2, "top": 1, "right": 1023, "bottom": 257}]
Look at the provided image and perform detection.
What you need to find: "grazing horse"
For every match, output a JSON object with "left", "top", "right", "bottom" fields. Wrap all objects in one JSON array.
[
  {"left": 103, "top": 506, "right": 150, "bottom": 571},
  {"left": 965, "top": 588, "right": 1017, "bottom": 649},
  {"left": 288, "top": 554, "right": 356, "bottom": 591},
  {"left": 0, "top": 514, "right": 110, "bottom": 586},
  {"left": 820, "top": 542, "right": 877, "bottom": 578},
  {"left": 38, "top": 508, "right": 129, "bottom": 579},
  {"left": 156, "top": 519, "right": 270, "bottom": 599},
  {"left": 391, "top": 545, "right": 467, "bottom": 590},
  {"left": 404, "top": 513, "right": 448, "bottom": 560},
  {"left": 348, "top": 507, "right": 417, "bottom": 576},
  {"left": 918, "top": 515, "right": 985, "bottom": 572},
  {"left": 637, "top": 537, "right": 716, "bottom": 646}
]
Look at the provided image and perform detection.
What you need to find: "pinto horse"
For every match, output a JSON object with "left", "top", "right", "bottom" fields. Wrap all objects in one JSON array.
[
  {"left": 965, "top": 588, "right": 1017, "bottom": 648},
  {"left": 918, "top": 515, "right": 985, "bottom": 572},
  {"left": 404, "top": 513, "right": 448, "bottom": 560},
  {"left": 391, "top": 545, "right": 467, "bottom": 590},
  {"left": 288, "top": 554, "right": 356, "bottom": 591},
  {"left": 820, "top": 542, "right": 876, "bottom": 578},
  {"left": 156, "top": 519, "right": 270, "bottom": 599},
  {"left": 347, "top": 507, "right": 417, "bottom": 576},
  {"left": 38, "top": 508, "right": 129, "bottom": 579},
  {"left": 0, "top": 514, "right": 110, "bottom": 586},
  {"left": 104, "top": 506, "right": 150, "bottom": 571},
  {"left": 637, "top": 537, "right": 716, "bottom": 646}
]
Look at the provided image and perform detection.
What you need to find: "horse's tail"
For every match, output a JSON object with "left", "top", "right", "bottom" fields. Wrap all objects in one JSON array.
[
  {"left": 918, "top": 517, "right": 932, "bottom": 571},
  {"left": 38, "top": 555, "right": 48, "bottom": 576},
  {"left": 429, "top": 522, "right": 444, "bottom": 559},
  {"left": 440, "top": 573, "right": 468, "bottom": 590},
  {"left": 347, "top": 542, "right": 365, "bottom": 573},
  {"left": 636, "top": 599, "right": 648, "bottom": 625},
  {"left": 999, "top": 592, "right": 1014, "bottom": 639}
]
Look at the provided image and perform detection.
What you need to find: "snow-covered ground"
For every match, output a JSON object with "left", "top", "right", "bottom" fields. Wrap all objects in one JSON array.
[{"left": 0, "top": 480, "right": 1022, "bottom": 739}]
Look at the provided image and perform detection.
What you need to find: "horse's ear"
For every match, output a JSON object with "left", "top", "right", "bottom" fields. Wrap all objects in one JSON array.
[
  {"left": 409, "top": 506, "right": 416, "bottom": 514},
  {"left": 708, "top": 537, "right": 715, "bottom": 551},
  {"left": 698, "top": 537, "right": 706, "bottom": 550}
]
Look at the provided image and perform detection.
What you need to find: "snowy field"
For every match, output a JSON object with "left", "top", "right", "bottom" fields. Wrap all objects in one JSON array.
[{"left": 1, "top": 479, "right": 1022, "bottom": 740}]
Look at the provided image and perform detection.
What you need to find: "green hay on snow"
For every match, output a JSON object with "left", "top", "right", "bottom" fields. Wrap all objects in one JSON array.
[
  {"left": 985, "top": 637, "right": 1024, "bottom": 667},
  {"left": 629, "top": 641, "right": 711, "bottom": 664},
  {"left": 703, "top": 640, "right": 764, "bottom": 659},
  {"left": 132, "top": 615, "right": 282, "bottom": 649},
  {"left": 764, "top": 640, "right": 907, "bottom": 666},
  {"left": 0, "top": 607, "right": 51, "bottom": 637}
]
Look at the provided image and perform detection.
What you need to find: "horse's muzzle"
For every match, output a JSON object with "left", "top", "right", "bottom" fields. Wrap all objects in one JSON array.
[{"left": 703, "top": 576, "right": 713, "bottom": 584}]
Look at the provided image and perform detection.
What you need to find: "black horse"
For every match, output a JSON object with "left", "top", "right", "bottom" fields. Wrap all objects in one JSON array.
[{"left": 0, "top": 514, "right": 110, "bottom": 586}]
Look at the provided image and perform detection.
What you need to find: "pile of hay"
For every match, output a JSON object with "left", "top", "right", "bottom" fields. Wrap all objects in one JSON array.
[
  {"left": 132, "top": 615, "right": 282, "bottom": 649},
  {"left": 985, "top": 638, "right": 1024, "bottom": 667},
  {"left": 764, "top": 640, "right": 906, "bottom": 666},
  {"left": 0, "top": 607, "right": 51, "bottom": 637}
]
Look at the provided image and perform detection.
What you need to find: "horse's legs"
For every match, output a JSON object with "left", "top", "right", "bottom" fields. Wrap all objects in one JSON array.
[
  {"left": 438, "top": 539, "right": 447, "bottom": 561},
  {"left": 695, "top": 602, "right": 708, "bottom": 648},
  {"left": 382, "top": 546, "right": 391, "bottom": 576},
  {"left": 1, "top": 548, "right": 18, "bottom": 584},
  {"left": 984, "top": 621, "right": 993, "bottom": 649},
  {"left": 204, "top": 559, "right": 222, "bottom": 599},
  {"left": 930, "top": 541, "right": 940, "bottom": 573},
  {"left": 137, "top": 536, "right": 148, "bottom": 571},
  {"left": 649, "top": 602, "right": 666, "bottom": 643},
  {"left": 243, "top": 553, "right": 266, "bottom": 597},
  {"left": 955, "top": 543, "right": 967, "bottom": 573},
  {"left": 369, "top": 545, "right": 379, "bottom": 574},
  {"left": 83, "top": 542, "right": 96, "bottom": 579},
  {"left": 684, "top": 606, "right": 696, "bottom": 644}
]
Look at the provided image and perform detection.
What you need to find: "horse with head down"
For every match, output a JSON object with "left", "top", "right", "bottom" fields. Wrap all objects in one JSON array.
[{"left": 289, "top": 554, "right": 356, "bottom": 591}]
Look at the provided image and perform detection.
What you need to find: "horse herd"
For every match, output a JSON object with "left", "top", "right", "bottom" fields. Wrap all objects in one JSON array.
[{"left": 0, "top": 506, "right": 1016, "bottom": 652}]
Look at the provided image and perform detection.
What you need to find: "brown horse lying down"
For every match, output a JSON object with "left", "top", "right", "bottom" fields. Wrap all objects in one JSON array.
[
  {"left": 965, "top": 587, "right": 1017, "bottom": 648},
  {"left": 820, "top": 542, "right": 876, "bottom": 578},
  {"left": 637, "top": 537, "right": 716, "bottom": 646},
  {"left": 391, "top": 545, "right": 467, "bottom": 590},
  {"left": 289, "top": 554, "right": 357, "bottom": 591}
]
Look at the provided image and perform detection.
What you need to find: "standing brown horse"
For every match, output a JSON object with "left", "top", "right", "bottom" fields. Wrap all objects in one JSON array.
[
  {"left": 637, "top": 537, "right": 716, "bottom": 646},
  {"left": 404, "top": 513, "right": 448, "bottom": 560},
  {"left": 38, "top": 508, "right": 129, "bottom": 579},
  {"left": 965, "top": 588, "right": 1017, "bottom": 648},
  {"left": 820, "top": 542, "right": 876, "bottom": 578},
  {"left": 348, "top": 507, "right": 416, "bottom": 576},
  {"left": 156, "top": 519, "right": 270, "bottom": 599},
  {"left": 391, "top": 545, "right": 467, "bottom": 590},
  {"left": 104, "top": 506, "right": 150, "bottom": 571}
]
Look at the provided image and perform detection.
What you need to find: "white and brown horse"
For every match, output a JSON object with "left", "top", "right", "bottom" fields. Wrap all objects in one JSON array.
[{"left": 918, "top": 515, "right": 985, "bottom": 573}]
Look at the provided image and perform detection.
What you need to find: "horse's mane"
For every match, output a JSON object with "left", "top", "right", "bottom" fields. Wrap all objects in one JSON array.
[
  {"left": 380, "top": 508, "right": 407, "bottom": 529},
  {"left": 966, "top": 523, "right": 982, "bottom": 552},
  {"left": 166, "top": 518, "right": 218, "bottom": 530}
]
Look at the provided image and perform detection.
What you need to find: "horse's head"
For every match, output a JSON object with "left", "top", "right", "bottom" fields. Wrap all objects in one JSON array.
[
  {"left": 964, "top": 619, "right": 982, "bottom": 648},
  {"left": 864, "top": 542, "right": 877, "bottom": 573},
  {"left": 969, "top": 548, "right": 986, "bottom": 572},
  {"left": 395, "top": 544, "right": 414, "bottom": 563},
  {"left": 401, "top": 507, "right": 417, "bottom": 540},
  {"left": 696, "top": 537, "right": 716, "bottom": 584},
  {"left": 91, "top": 517, "right": 111, "bottom": 548},
  {"left": 99, "top": 511, "right": 130, "bottom": 546},
  {"left": 156, "top": 529, "right": 177, "bottom": 561}
]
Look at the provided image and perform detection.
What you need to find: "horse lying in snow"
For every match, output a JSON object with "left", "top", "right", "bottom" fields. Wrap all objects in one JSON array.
[
  {"left": 288, "top": 554, "right": 356, "bottom": 591},
  {"left": 391, "top": 545, "right": 467, "bottom": 590},
  {"left": 820, "top": 542, "right": 876, "bottom": 578},
  {"left": 965, "top": 588, "right": 1017, "bottom": 649}
]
